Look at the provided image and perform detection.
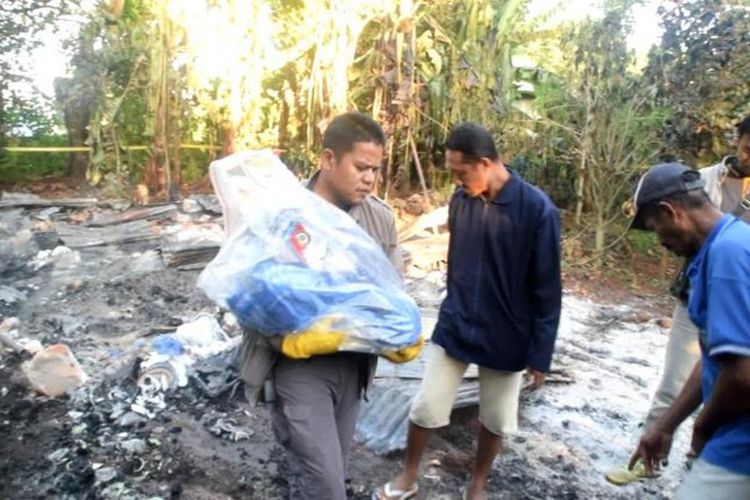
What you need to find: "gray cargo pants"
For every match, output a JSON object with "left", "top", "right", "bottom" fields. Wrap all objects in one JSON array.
[
  {"left": 271, "top": 353, "right": 366, "bottom": 500},
  {"left": 642, "top": 302, "right": 701, "bottom": 431}
]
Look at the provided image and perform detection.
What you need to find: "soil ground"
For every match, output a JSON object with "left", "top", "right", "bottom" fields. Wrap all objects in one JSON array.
[{"left": 0, "top": 183, "right": 682, "bottom": 500}]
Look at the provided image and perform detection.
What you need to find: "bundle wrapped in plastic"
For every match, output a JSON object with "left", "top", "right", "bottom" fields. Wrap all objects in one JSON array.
[{"left": 197, "top": 150, "right": 422, "bottom": 361}]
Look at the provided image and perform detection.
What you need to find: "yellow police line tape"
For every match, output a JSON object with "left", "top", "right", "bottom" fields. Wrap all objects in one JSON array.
[{"left": 2, "top": 144, "right": 222, "bottom": 152}]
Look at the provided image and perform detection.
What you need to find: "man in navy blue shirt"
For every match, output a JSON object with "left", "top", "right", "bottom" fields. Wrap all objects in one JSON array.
[
  {"left": 628, "top": 163, "right": 750, "bottom": 499},
  {"left": 374, "top": 123, "right": 562, "bottom": 500}
]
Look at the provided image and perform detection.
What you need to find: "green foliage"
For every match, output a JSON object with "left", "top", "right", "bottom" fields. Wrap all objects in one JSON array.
[
  {"left": 0, "top": 135, "right": 68, "bottom": 183},
  {"left": 5, "top": 0, "right": 744, "bottom": 278},
  {"left": 644, "top": 0, "right": 750, "bottom": 165},
  {"left": 179, "top": 150, "right": 214, "bottom": 183},
  {"left": 0, "top": 0, "right": 72, "bottom": 160},
  {"left": 524, "top": 2, "right": 667, "bottom": 261},
  {"left": 73, "top": 0, "right": 156, "bottom": 182},
  {"left": 350, "top": 0, "right": 527, "bottom": 193},
  {"left": 625, "top": 227, "right": 660, "bottom": 257}
]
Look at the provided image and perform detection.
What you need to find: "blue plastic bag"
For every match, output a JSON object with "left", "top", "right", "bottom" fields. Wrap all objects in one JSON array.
[{"left": 197, "top": 151, "right": 421, "bottom": 354}]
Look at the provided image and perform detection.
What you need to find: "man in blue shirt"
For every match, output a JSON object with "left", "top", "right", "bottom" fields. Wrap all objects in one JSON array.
[
  {"left": 374, "top": 122, "right": 562, "bottom": 500},
  {"left": 628, "top": 162, "right": 750, "bottom": 499}
]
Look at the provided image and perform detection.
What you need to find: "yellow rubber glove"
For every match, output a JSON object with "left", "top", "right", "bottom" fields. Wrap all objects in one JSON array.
[
  {"left": 382, "top": 335, "right": 425, "bottom": 364},
  {"left": 281, "top": 317, "right": 346, "bottom": 359}
]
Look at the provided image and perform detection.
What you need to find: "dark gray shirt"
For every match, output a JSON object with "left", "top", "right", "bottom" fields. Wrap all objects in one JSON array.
[
  {"left": 305, "top": 172, "right": 404, "bottom": 275},
  {"left": 349, "top": 196, "right": 404, "bottom": 275}
]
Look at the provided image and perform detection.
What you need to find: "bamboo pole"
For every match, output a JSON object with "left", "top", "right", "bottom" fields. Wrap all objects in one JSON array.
[{"left": 409, "top": 135, "right": 429, "bottom": 201}]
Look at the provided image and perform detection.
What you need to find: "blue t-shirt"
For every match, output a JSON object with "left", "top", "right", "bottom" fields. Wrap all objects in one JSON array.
[{"left": 687, "top": 214, "right": 750, "bottom": 475}]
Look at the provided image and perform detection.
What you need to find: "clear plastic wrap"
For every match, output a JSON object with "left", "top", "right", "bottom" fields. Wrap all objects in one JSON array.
[{"left": 197, "top": 150, "right": 421, "bottom": 356}]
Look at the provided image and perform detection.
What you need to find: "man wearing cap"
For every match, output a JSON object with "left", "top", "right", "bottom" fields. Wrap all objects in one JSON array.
[
  {"left": 627, "top": 162, "right": 750, "bottom": 499},
  {"left": 607, "top": 116, "right": 750, "bottom": 484}
]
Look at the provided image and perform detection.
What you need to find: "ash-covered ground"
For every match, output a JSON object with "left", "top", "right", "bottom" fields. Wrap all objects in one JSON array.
[{"left": 0, "top": 195, "right": 688, "bottom": 499}]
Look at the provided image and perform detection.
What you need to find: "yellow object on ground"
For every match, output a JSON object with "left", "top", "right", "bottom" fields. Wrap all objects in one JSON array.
[
  {"left": 382, "top": 335, "right": 425, "bottom": 364},
  {"left": 281, "top": 317, "right": 346, "bottom": 358},
  {"left": 604, "top": 460, "right": 658, "bottom": 485}
]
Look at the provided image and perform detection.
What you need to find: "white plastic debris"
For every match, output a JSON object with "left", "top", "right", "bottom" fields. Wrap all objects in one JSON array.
[
  {"left": 120, "top": 438, "right": 148, "bottom": 456},
  {"left": 94, "top": 466, "right": 119, "bottom": 485},
  {"left": 129, "top": 315, "right": 240, "bottom": 419},
  {"left": 47, "top": 448, "right": 70, "bottom": 464},
  {"left": 10, "top": 229, "right": 33, "bottom": 248},
  {"left": 0, "top": 317, "right": 19, "bottom": 333},
  {"left": 181, "top": 198, "right": 203, "bottom": 214},
  {"left": 173, "top": 313, "right": 228, "bottom": 348},
  {"left": 0, "top": 285, "right": 27, "bottom": 304},
  {"left": 29, "top": 245, "right": 80, "bottom": 271},
  {"left": 138, "top": 355, "right": 191, "bottom": 389},
  {"left": 208, "top": 417, "right": 253, "bottom": 441},
  {"left": 19, "top": 339, "right": 43, "bottom": 355}
]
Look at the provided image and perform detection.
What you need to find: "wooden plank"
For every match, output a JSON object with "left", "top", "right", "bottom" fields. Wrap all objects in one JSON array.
[
  {"left": 192, "top": 194, "right": 222, "bottom": 215},
  {"left": 57, "top": 220, "right": 159, "bottom": 248},
  {"left": 161, "top": 241, "right": 220, "bottom": 268},
  {"left": 398, "top": 205, "right": 448, "bottom": 242},
  {"left": 87, "top": 204, "right": 177, "bottom": 227},
  {"left": 401, "top": 233, "right": 449, "bottom": 269},
  {"left": 0, "top": 192, "right": 97, "bottom": 209}
]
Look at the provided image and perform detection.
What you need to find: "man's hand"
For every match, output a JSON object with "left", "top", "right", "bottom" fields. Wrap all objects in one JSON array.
[
  {"left": 524, "top": 369, "right": 546, "bottom": 391},
  {"left": 629, "top": 427, "right": 674, "bottom": 476}
]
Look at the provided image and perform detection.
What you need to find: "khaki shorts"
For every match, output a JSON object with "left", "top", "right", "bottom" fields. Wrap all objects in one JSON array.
[{"left": 409, "top": 343, "right": 524, "bottom": 436}]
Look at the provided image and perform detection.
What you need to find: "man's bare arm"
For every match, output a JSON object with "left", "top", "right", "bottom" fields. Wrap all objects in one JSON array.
[
  {"left": 692, "top": 355, "right": 750, "bottom": 452},
  {"left": 629, "top": 360, "right": 703, "bottom": 474}
]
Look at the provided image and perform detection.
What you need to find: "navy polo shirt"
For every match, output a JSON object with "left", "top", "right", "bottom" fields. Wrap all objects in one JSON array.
[{"left": 432, "top": 170, "right": 562, "bottom": 372}]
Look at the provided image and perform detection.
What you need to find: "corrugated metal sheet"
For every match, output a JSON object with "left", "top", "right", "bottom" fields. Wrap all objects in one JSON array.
[
  {"left": 356, "top": 308, "right": 482, "bottom": 455},
  {"left": 356, "top": 379, "right": 480, "bottom": 455}
]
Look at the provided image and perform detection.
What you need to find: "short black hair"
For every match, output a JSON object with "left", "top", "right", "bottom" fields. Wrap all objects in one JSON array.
[
  {"left": 444, "top": 122, "right": 499, "bottom": 162},
  {"left": 637, "top": 189, "right": 711, "bottom": 222},
  {"left": 736, "top": 116, "right": 750, "bottom": 139},
  {"left": 322, "top": 112, "right": 386, "bottom": 158}
]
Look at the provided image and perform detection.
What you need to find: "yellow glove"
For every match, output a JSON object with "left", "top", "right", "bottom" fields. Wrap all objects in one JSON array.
[
  {"left": 281, "top": 317, "right": 346, "bottom": 359},
  {"left": 382, "top": 335, "right": 425, "bottom": 364}
]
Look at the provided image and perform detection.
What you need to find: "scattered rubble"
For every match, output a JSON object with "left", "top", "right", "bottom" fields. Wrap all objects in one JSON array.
[{"left": 0, "top": 190, "right": 685, "bottom": 499}]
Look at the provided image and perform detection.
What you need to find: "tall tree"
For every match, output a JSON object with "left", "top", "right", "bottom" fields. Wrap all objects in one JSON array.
[
  {"left": 0, "top": 1, "right": 70, "bottom": 155},
  {"left": 537, "top": 2, "right": 665, "bottom": 257},
  {"left": 645, "top": 0, "right": 750, "bottom": 164},
  {"left": 355, "top": 0, "right": 527, "bottom": 193}
]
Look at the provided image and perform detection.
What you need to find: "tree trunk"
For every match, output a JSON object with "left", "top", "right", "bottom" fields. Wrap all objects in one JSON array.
[
  {"left": 55, "top": 78, "right": 91, "bottom": 182},
  {"left": 222, "top": 123, "right": 235, "bottom": 156},
  {"left": 169, "top": 66, "right": 182, "bottom": 196},
  {"left": 574, "top": 153, "right": 586, "bottom": 226},
  {"left": 575, "top": 85, "right": 595, "bottom": 226},
  {"left": 278, "top": 95, "right": 289, "bottom": 151},
  {"left": 145, "top": 76, "right": 168, "bottom": 198},
  {"left": 0, "top": 73, "right": 8, "bottom": 163},
  {"left": 108, "top": 0, "right": 125, "bottom": 18},
  {"left": 170, "top": 124, "right": 181, "bottom": 200},
  {"left": 594, "top": 208, "right": 605, "bottom": 256}
]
